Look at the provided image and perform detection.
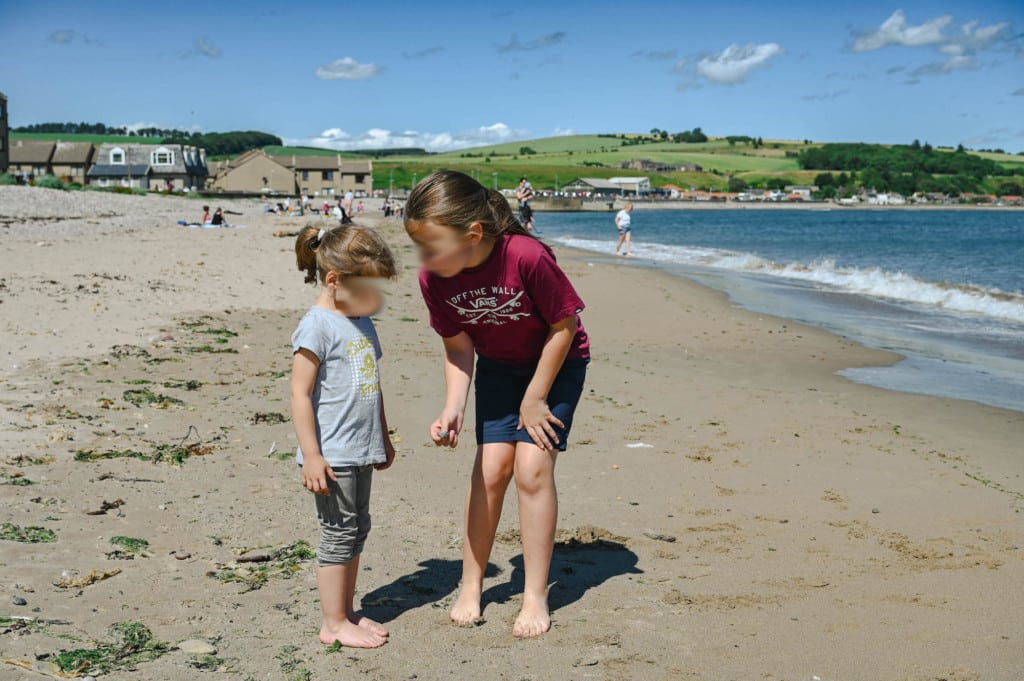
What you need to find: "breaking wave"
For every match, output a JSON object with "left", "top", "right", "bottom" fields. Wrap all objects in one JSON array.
[{"left": 555, "top": 237, "right": 1024, "bottom": 323}]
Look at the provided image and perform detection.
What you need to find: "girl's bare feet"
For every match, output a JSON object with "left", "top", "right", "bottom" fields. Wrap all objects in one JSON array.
[
  {"left": 320, "top": 620, "right": 387, "bottom": 648},
  {"left": 512, "top": 593, "right": 551, "bottom": 638},
  {"left": 353, "top": 614, "right": 388, "bottom": 637},
  {"left": 449, "top": 585, "right": 483, "bottom": 625}
]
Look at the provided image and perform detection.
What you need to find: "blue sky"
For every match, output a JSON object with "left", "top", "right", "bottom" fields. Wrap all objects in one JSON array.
[{"left": 2, "top": 0, "right": 1023, "bottom": 152}]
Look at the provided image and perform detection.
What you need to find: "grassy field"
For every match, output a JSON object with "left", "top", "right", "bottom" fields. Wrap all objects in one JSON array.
[{"left": 11, "top": 131, "right": 1022, "bottom": 193}]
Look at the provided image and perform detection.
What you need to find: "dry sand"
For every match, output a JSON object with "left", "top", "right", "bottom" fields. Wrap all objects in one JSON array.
[{"left": 0, "top": 186, "right": 1022, "bottom": 680}]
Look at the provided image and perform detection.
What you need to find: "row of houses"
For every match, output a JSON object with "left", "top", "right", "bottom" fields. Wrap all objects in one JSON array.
[
  {"left": 3, "top": 136, "right": 373, "bottom": 196},
  {"left": 209, "top": 149, "right": 373, "bottom": 196},
  {"left": 6, "top": 139, "right": 209, "bottom": 191}
]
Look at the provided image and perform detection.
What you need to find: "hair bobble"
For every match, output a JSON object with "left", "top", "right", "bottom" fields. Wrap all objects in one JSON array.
[{"left": 311, "top": 227, "right": 327, "bottom": 248}]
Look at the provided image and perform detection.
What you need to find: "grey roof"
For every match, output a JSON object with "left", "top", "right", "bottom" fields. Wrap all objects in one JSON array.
[
  {"left": 9, "top": 140, "right": 55, "bottom": 164},
  {"left": 565, "top": 177, "right": 620, "bottom": 190},
  {"left": 51, "top": 142, "right": 95, "bottom": 164},
  {"left": 274, "top": 155, "right": 372, "bottom": 172},
  {"left": 93, "top": 143, "right": 208, "bottom": 176},
  {"left": 87, "top": 164, "right": 151, "bottom": 177}
]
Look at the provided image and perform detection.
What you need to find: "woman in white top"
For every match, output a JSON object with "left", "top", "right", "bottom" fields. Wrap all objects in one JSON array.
[{"left": 615, "top": 202, "right": 633, "bottom": 257}]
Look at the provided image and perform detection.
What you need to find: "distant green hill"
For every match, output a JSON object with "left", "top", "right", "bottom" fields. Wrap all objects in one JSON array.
[{"left": 11, "top": 130, "right": 1022, "bottom": 195}]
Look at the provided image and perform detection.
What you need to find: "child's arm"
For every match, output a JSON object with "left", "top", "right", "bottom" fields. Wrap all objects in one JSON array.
[
  {"left": 518, "top": 315, "right": 577, "bottom": 450},
  {"left": 433, "top": 331, "right": 475, "bottom": 448},
  {"left": 375, "top": 389, "right": 396, "bottom": 471},
  {"left": 290, "top": 348, "right": 337, "bottom": 495}
]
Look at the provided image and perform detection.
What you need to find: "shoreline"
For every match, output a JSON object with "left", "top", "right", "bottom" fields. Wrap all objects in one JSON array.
[
  {"left": 1, "top": 186, "right": 1022, "bottom": 680},
  {"left": 566, "top": 200, "right": 1024, "bottom": 212}
]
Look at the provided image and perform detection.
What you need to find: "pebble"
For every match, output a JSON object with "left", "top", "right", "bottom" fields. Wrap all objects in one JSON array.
[
  {"left": 872, "top": 507, "right": 880, "bottom": 514},
  {"left": 13, "top": 596, "right": 27, "bottom": 606},
  {"left": 174, "top": 551, "right": 192, "bottom": 560},
  {"left": 643, "top": 531, "right": 677, "bottom": 543},
  {"left": 179, "top": 639, "right": 217, "bottom": 656}
]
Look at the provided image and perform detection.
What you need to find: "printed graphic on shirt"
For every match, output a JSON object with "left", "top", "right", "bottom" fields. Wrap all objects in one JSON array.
[
  {"left": 346, "top": 337, "right": 379, "bottom": 399},
  {"left": 445, "top": 286, "right": 531, "bottom": 326}
]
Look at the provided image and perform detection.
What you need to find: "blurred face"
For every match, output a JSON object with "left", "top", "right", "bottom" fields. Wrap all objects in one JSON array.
[
  {"left": 325, "top": 273, "right": 385, "bottom": 317},
  {"left": 405, "top": 220, "right": 481, "bottom": 277}
]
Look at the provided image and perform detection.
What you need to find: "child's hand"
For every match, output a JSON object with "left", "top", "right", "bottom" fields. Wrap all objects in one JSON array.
[
  {"left": 518, "top": 397, "right": 564, "bottom": 451},
  {"left": 375, "top": 438, "right": 396, "bottom": 470},
  {"left": 301, "top": 455, "right": 337, "bottom": 495},
  {"left": 431, "top": 409, "right": 463, "bottom": 448}
]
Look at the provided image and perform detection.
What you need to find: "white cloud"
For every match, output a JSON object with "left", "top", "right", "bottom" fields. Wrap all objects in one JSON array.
[
  {"left": 47, "top": 29, "right": 101, "bottom": 45},
  {"left": 290, "top": 122, "right": 530, "bottom": 153},
  {"left": 632, "top": 49, "right": 678, "bottom": 61},
  {"left": 694, "top": 42, "right": 784, "bottom": 84},
  {"left": 194, "top": 36, "right": 221, "bottom": 59},
  {"left": 179, "top": 35, "right": 222, "bottom": 59},
  {"left": 315, "top": 57, "right": 381, "bottom": 80},
  {"left": 552, "top": 127, "right": 575, "bottom": 137},
  {"left": 402, "top": 45, "right": 443, "bottom": 59},
  {"left": 801, "top": 89, "right": 849, "bottom": 102},
  {"left": 852, "top": 11, "right": 1015, "bottom": 80},
  {"left": 852, "top": 10, "right": 952, "bottom": 52},
  {"left": 496, "top": 31, "right": 566, "bottom": 53}
]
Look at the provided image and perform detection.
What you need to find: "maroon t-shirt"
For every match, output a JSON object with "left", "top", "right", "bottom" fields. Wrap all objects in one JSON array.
[{"left": 419, "top": 234, "right": 590, "bottom": 365}]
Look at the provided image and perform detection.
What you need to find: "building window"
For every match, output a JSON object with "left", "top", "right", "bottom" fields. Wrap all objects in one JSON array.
[
  {"left": 110, "top": 147, "right": 125, "bottom": 165},
  {"left": 301, "top": 170, "right": 309, "bottom": 181},
  {"left": 322, "top": 171, "right": 334, "bottom": 181},
  {"left": 151, "top": 148, "right": 174, "bottom": 165},
  {"left": 355, "top": 174, "right": 366, "bottom": 184}
]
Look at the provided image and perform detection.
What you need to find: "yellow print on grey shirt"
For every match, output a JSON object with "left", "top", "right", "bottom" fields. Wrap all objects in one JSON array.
[{"left": 346, "top": 337, "right": 379, "bottom": 399}]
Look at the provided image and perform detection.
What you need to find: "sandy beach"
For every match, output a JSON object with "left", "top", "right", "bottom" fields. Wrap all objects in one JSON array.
[{"left": 1, "top": 186, "right": 1022, "bottom": 681}]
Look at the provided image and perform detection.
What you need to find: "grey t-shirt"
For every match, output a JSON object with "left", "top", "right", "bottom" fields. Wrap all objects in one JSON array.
[{"left": 291, "top": 307, "right": 385, "bottom": 467}]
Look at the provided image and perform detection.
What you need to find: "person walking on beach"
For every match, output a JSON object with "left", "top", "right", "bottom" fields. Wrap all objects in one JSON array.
[
  {"left": 517, "top": 176, "right": 534, "bottom": 226},
  {"left": 404, "top": 170, "right": 590, "bottom": 638},
  {"left": 289, "top": 223, "right": 399, "bottom": 648},
  {"left": 615, "top": 202, "right": 633, "bottom": 257}
]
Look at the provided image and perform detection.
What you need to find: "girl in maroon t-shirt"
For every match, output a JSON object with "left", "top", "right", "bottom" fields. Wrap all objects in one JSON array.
[{"left": 404, "top": 170, "right": 590, "bottom": 639}]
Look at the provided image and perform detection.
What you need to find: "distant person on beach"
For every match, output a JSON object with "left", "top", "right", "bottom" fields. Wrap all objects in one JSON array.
[
  {"left": 517, "top": 176, "right": 534, "bottom": 224},
  {"left": 356, "top": 200, "right": 364, "bottom": 214},
  {"left": 344, "top": 190, "right": 355, "bottom": 216},
  {"left": 615, "top": 202, "right": 633, "bottom": 257},
  {"left": 290, "top": 223, "right": 398, "bottom": 648},
  {"left": 211, "top": 208, "right": 224, "bottom": 226},
  {"left": 404, "top": 170, "right": 590, "bottom": 638},
  {"left": 201, "top": 205, "right": 211, "bottom": 224}
]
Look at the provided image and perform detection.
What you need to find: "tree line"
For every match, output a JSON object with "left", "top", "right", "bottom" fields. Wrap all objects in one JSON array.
[
  {"left": 797, "top": 141, "right": 1023, "bottom": 196},
  {"left": 13, "top": 122, "right": 283, "bottom": 157}
]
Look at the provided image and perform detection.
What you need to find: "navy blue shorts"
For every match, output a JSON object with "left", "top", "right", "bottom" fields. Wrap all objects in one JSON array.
[{"left": 474, "top": 355, "right": 588, "bottom": 451}]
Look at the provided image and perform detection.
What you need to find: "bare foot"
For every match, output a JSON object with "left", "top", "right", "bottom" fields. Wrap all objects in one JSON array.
[
  {"left": 320, "top": 620, "right": 387, "bottom": 648},
  {"left": 352, "top": 613, "right": 388, "bottom": 638},
  {"left": 512, "top": 595, "right": 550, "bottom": 638},
  {"left": 449, "top": 586, "right": 482, "bottom": 625}
]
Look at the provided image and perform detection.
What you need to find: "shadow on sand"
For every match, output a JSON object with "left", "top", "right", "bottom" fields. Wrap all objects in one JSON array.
[{"left": 359, "top": 529, "right": 641, "bottom": 624}]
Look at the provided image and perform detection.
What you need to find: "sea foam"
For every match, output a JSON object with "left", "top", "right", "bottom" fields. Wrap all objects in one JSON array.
[{"left": 556, "top": 237, "right": 1024, "bottom": 323}]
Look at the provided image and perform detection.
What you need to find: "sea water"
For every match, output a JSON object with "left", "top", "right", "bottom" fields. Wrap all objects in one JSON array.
[{"left": 537, "top": 209, "right": 1024, "bottom": 413}]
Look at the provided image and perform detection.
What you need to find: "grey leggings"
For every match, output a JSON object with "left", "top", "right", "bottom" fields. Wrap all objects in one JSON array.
[{"left": 313, "top": 465, "right": 373, "bottom": 566}]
